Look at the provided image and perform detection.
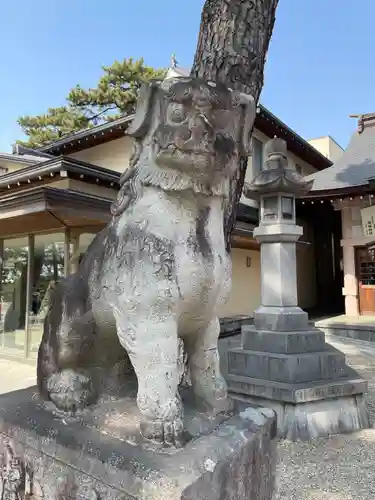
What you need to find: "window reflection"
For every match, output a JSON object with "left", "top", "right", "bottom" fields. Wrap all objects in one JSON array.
[
  {"left": 0, "top": 230, "right": 99, "bottom": 358},
  {"left": 0, "top": 238, "right": 29, "bottom": 353},
  {"left": 69, "top": 232, "right": 96, "bottom": 272},
  {"left": 28, "top": 233, "right": 65, "bottom": 356}
]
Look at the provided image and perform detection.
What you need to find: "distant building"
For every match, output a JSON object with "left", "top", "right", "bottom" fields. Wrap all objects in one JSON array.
[{"left": 308, "top": 135, "right": 344, "bottom": 163}]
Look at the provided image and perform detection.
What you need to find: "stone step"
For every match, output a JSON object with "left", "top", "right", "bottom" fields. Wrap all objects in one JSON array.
[
  {"left": 227, "top": 346, "right": 348, "bottom": 384},
  {"left": 242, "top": 326, "right": 325, "bottom": 354}
]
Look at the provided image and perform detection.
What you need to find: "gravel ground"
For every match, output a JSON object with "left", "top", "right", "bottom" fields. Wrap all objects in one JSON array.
[{"left": 274, "top": 334, "right": 375, "bottom": 500}]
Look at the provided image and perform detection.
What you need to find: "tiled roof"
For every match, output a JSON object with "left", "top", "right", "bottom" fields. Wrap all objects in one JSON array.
[{"left": 306, "top": 124, "right": 375, "bottom": 192}]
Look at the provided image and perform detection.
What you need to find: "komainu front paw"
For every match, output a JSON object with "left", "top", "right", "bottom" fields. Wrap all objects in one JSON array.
[
  {"left": 140, "top": 417, "right": 185, "bottom": 447},
  {"left": 47, "top": 369, "right": 97, "bottom": 413}
]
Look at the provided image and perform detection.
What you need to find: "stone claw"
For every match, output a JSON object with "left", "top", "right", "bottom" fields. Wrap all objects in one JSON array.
[{"left": 140, "top": 417, "right": 185, "bottom": 447}]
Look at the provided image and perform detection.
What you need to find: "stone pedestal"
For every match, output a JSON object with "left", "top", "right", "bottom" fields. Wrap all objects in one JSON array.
[{"left": 0, "top": 383, "right": 277, "bottom": 500}]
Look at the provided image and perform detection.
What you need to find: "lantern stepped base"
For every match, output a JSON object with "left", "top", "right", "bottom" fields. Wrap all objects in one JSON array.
[{"left": 226, "top": 325, "right": 370, "bottom": 441}]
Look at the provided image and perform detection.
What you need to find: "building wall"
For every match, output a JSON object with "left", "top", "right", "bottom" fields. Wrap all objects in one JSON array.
[
  {"left": 308, "top": 137, "right": 330, "bottom": 160},
  {"left": 308, "top": 136, "right": 344, "bottom": 163},
  {"left": 70, "top": 136, "right": 133, "bottom": 173},
  {"left": 220, "top": 248, "right": 261, "bottom": 317},
  {"left": 329, "top": 139, "right": 345, "bottom": 163},
  {"left": 68, "top": 179, "right": 117, "bottom": 200},
  {"left": 0, "top": 159, "right": 29, "bottom": 175}
]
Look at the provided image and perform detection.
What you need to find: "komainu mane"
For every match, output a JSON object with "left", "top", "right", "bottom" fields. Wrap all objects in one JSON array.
[{"left": 37, "top": 73, "right": 255, "bottom": 446}]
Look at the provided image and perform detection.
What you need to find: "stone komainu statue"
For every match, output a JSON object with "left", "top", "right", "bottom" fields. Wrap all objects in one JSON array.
[{"left": 37, "top": 73, "right": 255, "bottom": 446}]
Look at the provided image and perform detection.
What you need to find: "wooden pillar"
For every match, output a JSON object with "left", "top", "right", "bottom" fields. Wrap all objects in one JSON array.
[{"left": 341, "top": 207, "right": 359, "bottom": 316}]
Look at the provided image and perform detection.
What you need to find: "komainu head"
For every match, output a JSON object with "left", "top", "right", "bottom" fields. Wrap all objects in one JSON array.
[{"left": 126, "top": 75, "right": 256, "bottom": 197}]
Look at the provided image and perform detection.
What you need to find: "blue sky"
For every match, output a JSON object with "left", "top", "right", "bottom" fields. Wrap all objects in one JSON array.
[{"left": 0, "top": 0, "right": 374, "bottom": 152}]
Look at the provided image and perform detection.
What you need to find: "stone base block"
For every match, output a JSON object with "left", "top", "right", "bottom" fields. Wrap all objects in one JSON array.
[
  {"left": 231, "top": 392, "right": 369, "bottom": 441},
  {"left": 226, "top": 372, "right": 368, "bottom": 403},
  {"left": 254, "top": 306, "right": 309, "bottom": 332},
  {"left": 0, "top": 383, "right": 277, "bottom": 500},
  {"left": 242, "top": 325, "right": 325, "bottom": 354},
  {"left": 228, "top": 345, "right": 348, "bottom": 383}
]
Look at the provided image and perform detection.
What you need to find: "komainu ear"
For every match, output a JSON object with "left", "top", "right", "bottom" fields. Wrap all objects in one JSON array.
[
  {"left": 239, "top": 93, "right": 256, "bottom": 156},
  {"left": 127, "top": 82, "right": 158, "bottom": 138}
]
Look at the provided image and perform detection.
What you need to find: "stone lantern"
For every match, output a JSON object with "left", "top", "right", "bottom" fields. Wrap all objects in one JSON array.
[
  {"left": 226, "top": 137, "right": 369, "bottom": 441},
  {"left": 243, "top": 136, "right": 313, "bottom": 330}
]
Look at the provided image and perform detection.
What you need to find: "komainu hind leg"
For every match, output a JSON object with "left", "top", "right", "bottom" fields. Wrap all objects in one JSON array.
[{"left": 37, "top": 276, "right": 98, "bottom": 413}]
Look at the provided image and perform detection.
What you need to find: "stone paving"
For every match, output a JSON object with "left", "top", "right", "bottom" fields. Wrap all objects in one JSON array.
[{"left": 274, "top": 334, "right": 375, "bottom": 500}]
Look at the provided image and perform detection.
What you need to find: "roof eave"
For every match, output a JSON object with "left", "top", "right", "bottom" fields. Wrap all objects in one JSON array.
[
  {"left": 301, "top": 183, "right": 374, "bottom": 200},
  {"left": 0, "top": 154, "right": 39, "bottom": 166},
  {"left": 0, "top": 156, "right": 121, "bottom": 192},
  {"left": 36, "top": 115, "right": 133, "bottom": 155}
]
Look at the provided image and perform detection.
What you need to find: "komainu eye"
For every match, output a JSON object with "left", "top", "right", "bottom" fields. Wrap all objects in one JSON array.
[{"left": 167, "top": 104, "right": 186, "bottom": 123}]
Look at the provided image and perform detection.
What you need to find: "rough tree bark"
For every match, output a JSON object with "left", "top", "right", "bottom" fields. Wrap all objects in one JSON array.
[{"left": 191, "top": 0, "right": 279, "bottom": 252}]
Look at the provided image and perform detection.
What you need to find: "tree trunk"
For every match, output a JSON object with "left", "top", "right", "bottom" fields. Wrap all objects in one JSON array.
[{"left": 191, "top": 0, "right": 279, "bottom": 251}]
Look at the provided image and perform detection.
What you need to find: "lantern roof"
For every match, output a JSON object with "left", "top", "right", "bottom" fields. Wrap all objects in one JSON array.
[{"left": 244, "top": 137, "right": 313, "bottom": 200}]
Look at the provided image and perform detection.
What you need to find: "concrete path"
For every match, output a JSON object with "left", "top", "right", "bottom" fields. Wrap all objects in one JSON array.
[
  {"left": 274, "top": 334, "right": 375, "bottom": 500},
  {"left": 0, "top": 358, "right": 35, "bottom": 395}
]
